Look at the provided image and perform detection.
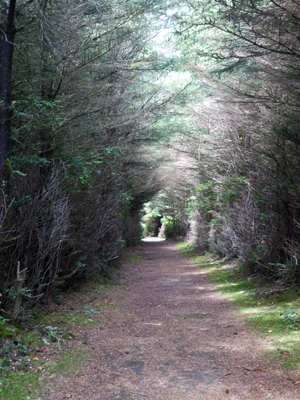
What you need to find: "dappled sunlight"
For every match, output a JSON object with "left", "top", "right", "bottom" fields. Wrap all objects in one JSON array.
[
  {"left": 276, "top": 332, "right": 300, "bottom": 347},
  {"left": 179, "top": 271, "right": 203, "bottom": 276},
  {"left": 142, "top": 237, "right": 166, "bottom": 242},
  {"left": 194, "top": 286, "right": 216, "bottom": 292},
  {"left": 238, "top": 306, "right": 262, "bottom": 315},
  {"left": 197, "top": 266, "right": 219, "bottom": 274}
]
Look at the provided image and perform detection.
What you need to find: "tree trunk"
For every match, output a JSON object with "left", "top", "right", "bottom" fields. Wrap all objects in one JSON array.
[
  {"left": 0, "top": 0, "right": 16, "bottom": 177},
  {"left": 154, "top": 215, "right": 163, "bottom": 237}
]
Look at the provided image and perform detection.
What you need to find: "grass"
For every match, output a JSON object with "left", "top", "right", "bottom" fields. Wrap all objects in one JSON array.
[
  {"left": 0, "top": 329, "right": 44, "bottom": 400},
  {"left": 0, "top": 348, "right": 89, "bottom": 400},
  {"left": 0, "top": 371, "right": 41, "bottom": 400},
  {"left": 48, "top": 348, "right": 89, "bottom": 378},
  {"left": 0, "top": 282, "right": 112, "bottom": 399},
  {"left": 121, "top": 253, "right": 140, "bottom": 265},
  {"left": 44, "top": 306, "right": 101, "bottom": 331},
  {"left": 178, "top": 242, "right": 300, "bottom": 374},
  {"left": 0, "top": 251, "right": 142, "bottom": 399},
  {"left": 0, "top": 323, "right": 86, "bottom": 400}
]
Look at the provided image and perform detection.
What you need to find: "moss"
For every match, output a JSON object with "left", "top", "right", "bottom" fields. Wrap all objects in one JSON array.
[
  {"left": 0, "top": 371, "right": 41, "bottom": 400},
  {"left": 0, "top": 325, "right": 14, "bottom": 339},
  {"left": 48, "top": 348, "right": 89, "bottom": 377}
]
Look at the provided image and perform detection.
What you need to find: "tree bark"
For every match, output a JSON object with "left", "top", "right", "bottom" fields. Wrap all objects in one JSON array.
[{"left": 0, "top": 0, "right": 16, "bottom": 177}]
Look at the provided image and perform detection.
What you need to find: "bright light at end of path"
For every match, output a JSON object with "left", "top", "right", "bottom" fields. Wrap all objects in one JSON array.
[{"left": 142, "top": 237, "right": 166, "bottom": 242}]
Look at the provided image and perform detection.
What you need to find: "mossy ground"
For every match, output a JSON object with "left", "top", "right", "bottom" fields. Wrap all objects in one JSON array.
[
  {"left": 0, "top": 372, "right": 41, "bottom": 400},
  {"left": 0, "top": 281, "right": 115, "bottom": 400},
  {"left": 121, "top": 253, "right": 141, "bottom": 265},
  {"left": 178, "top": 243, "right": 300, "bottom": 373}
]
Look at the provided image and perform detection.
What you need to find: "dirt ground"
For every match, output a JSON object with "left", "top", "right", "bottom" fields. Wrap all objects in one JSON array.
[{"left": 44, "top": 240, "right": 300, "bottom": 399}]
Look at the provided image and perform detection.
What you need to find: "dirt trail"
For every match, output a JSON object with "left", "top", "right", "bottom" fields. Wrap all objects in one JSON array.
[{"left": 45, "top": 240, "right": 300, "bottom": 399}]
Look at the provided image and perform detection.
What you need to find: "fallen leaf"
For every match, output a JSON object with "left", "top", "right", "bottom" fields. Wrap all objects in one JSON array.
[
  {"left": 254, "top": 367, "right": 263, "bottom": 371},
  {"left": 294, "top": 381, "right": 300, "bottom": 385},
  {"left": 32, "top": 357, "right": 39, "bottom": 361},
  {"left": 268, "top": 330, "right": 273, "bottom": 333}
]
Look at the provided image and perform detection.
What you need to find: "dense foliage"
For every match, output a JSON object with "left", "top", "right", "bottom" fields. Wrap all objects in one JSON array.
[
  {"left": 1, "top": 0, "right": 300, "bottom": 320},
  {"left": 0, "top": 0, "right": 178, "bottom": 316},
  {"left": 168, "top": 0, "right": 300, "bottom": 282}
]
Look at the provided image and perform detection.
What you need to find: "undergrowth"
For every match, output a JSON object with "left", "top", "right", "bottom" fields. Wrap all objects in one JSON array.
[
  {"left": 178, "top": 242, "right": 300, "bottom": 374},
  {"left": 0, "top": 281, "right": 111, "bottom": 399},
  {"left": 0, "top": 316, "right": 75, "bottom": 399}
]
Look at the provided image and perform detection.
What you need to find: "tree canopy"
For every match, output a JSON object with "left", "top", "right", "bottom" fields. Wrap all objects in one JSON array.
[{"left": 1, "top": 0, "right": 300, "bottom": 317}]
